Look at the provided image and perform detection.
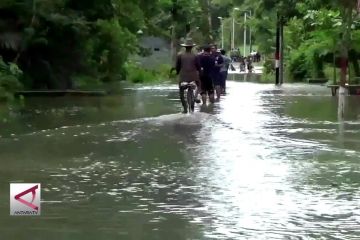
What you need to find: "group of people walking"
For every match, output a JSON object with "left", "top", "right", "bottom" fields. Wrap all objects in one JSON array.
[
  {"left": 230, "top": 48, "right": 261, "bottom": 73},
  {"left": 175, "top": 39, "right": 231, "bottom": 113},
  {"left": 239, "top": 56, "right": 254, "bottom": 73}
]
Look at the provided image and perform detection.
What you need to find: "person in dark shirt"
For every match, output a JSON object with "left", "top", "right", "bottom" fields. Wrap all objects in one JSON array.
[
  {"left": 198, "top": 45, "right": 215, "bottom": 105},
  {"left": 210, "top": 45, "right": 224, "bottom": 101},
  {"left": 175, "top": 38, "right": 201, "bottom": 113}
]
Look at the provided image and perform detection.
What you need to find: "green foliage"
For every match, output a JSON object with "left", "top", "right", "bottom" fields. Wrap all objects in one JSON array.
[
  {"left": 252, "top": 15, "right": 276, "bottom": 54},
  {"left": 0, "top": 0, "right": 167, "bottom": 92},
  {"left": 125, "top": 61, "right": 172, "bottom": 84},
  {"left": 260, "top": 71, "right": 275, "bottom": 83},
  {"left": 288, "top": 50, "right": 309, "bottom": 81},
  {"left": 157, "top": 64, "right": 173, "bottom": 80},
  {"left": 263, "top": 58, "right": 275, "bottom": 74},
  {"left": 352, "top": 30, "right": 360, "bottom": 53},
  {"left": 285, "top": 17, "right": 306, "bottom": 51},
  {"left": 230, "top": 0, "right": 360, "bottom": 82},
  {"left": 0, "top": 57, "right": 23, "bottom": 101},
  {"left": 285, "top": 7, "right": 355, "bottom": 81},
  {"left": 96, "top": 19, "right": 137, "bottom": 82},
  {"left": 72, "top": 75, "right": 103, "bottom": 90},
  {"left": 126, "top": 62, "right": 157, "bottom": 83},
  {"left": 1, "top": 0, "right": 359, "bottom": 90}
]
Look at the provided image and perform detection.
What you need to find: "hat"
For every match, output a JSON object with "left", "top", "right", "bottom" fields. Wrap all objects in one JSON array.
[{"left": 180, "top": 38, "right": 196, "bottom": 47}]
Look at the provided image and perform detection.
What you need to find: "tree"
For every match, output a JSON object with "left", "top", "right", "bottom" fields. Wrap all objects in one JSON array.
[{"left": 0, "top": 0, "right": 148, "bottom": 90}]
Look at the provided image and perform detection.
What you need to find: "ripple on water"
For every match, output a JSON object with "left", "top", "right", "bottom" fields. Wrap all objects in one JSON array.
[{"left": 3, "top": 82, "right": 360, "bottom": 239}]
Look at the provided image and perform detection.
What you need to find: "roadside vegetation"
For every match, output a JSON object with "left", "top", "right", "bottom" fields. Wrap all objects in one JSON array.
[{"left": 0, "top": 0, "right": 359, "bottom": 100}]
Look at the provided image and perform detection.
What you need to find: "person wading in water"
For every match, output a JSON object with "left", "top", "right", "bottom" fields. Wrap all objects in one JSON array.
[
  {"left": 220, "top": 49, "right": 231, "bottom": 94},
  {"left": 199, "top": 45, "right": 215, "bottom": 105},
  {"left": 176, "top": 38, "right": 201, "bottom": 113},
  {"left": 210, "top": 45, "right": 224, "bottom": 101}
]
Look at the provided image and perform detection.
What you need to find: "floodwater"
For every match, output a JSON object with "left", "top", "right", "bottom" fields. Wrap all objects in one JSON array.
[{"left": 0, "top": 81, "right": 360, "bottom": 240}]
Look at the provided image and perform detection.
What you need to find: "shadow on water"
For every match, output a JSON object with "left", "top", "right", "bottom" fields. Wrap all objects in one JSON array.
[{"left": 0, "top": 81, "right": 360, "bottom": 239}]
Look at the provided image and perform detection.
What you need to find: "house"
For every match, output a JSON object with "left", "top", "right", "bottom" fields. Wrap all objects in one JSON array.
[{"left": 133, "top": 36, "right": 171, "bottom": 69}]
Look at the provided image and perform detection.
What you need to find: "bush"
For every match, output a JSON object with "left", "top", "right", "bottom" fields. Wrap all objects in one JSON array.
[
  {"left": 0, "top": 57, "right": 23, "bottom": 101},
  {"left": 72, "top": 75, "right": 103, "bottom": 89},
  {"left": 125, "top": 61, "right": 156, "bottom": 83},
  {"left": 260, "top": 71, "right": 275, "bottom": 83},
  {"left": 288, "top": 51, "right": 309, "bottom": 81},
  {"left": 157, "top": 64, "right": 173, "bottom": 81},
  {"left": 95, "top": 19, "right": 137, "bottom": 82},
  {"left": 263, "top": 58, "right": 275, "bottom": 74},
  {"left": 125, "top": 61, "right": 172, "bottom": 84}
]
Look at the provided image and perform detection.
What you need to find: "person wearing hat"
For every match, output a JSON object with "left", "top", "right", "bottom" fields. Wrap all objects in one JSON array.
[{"left": 175, "top": 38, "right": 201, "bottom": 113}]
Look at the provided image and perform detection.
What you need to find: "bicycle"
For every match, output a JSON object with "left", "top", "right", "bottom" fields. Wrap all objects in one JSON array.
[{"left": 180, "top": 81, "right": 197, "bottom": 113}]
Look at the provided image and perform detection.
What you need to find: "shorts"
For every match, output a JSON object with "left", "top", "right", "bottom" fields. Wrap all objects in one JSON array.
[
  {"left": 200, "top": 75, "right": 214, "bottom": 95},
  {"left": 212, "top": 72, "right": 222, "bottom": 86},
  {"left": 220, "top": 71, "right": 228, "bottom": 88}
]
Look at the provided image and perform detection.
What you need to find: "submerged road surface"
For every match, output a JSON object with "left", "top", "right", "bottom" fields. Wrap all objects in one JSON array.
[{"left": 0, "top": 81, "right": 360, "bottom": 239}]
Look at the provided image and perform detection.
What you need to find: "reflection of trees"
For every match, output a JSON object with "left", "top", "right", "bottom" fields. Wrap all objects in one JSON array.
[
  {"left": 2, "top": 107, "right": 207, "bottom": 237},
  {"left": 296, "top": 151, "right": 360, "bottom": 192},
  {"left": 284, "top": 97, "right": 338, "bottom": 122},
  {"left": 0, "top": 88, "right": 181, "bottom": 137},
  {"left": 279, "top": 88, "right": 360, "bottom": 193},
  {"left": 337, "top": 88, "right": 346, "bottom": 148},
  {"left": 283, "top": 93, "right": 360, "bottom": 150}
]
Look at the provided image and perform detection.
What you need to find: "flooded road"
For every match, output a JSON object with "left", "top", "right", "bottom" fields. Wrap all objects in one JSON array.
[{"left": 0, "top": 82, "right": 360, "bottom": 239}]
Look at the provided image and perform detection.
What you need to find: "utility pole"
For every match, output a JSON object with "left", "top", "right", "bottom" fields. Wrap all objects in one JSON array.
[
  {"left": 232, "top": 8, "right": 240, "bottom": 50},
  {"left": 221, "top": 20, "right": 224, "bottom": 49},
  {"left": 249, "top": 10, "right": 252, "bottom": 54},
  {"left": 186, "top": 22, "right": 191, "bottom": 36},
  {"left": 275, "top": 13, "right": 280, "bottom": 85},
  {"left": 170, "top": 26, "right": 176, "bottom": 66},
  {"left": 244, "top": 12, "right": 247, "bottom": 56},
  {"left": 170, "top": 0, "right": 178, "bottom": 68},
  {"left": 232, "top": 16, "right": 235, "bottom": 49},
  {"left": 279, "top": 16, "right": 284, "bottom": 85},
  {"left": 218, "top": 17, "right": 224, "bottom": 49}
]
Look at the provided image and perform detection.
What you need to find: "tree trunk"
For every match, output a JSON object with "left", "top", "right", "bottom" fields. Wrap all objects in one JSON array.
[
  {"left": 279, "top": 16, "right": 284, "bottom": 84},
  {"left": 339, "top": 7, "right": 352, "bottom": 87},
  {"left": 349, "top": 50, "right": 360, "bottom": 77},
  {"left": 198, "top": 0, "right": 213, "bottom": 43},
  {"left": 170, "top": 0, "right": 178, "bottom": 68},
  {"left": 170, "top": 24, "right": 177, "bottom": 68},
  {"left": 314, "top": 55, "right": 325, "bottom": 78},
  {"left": 14, "top": 0, "right": 37, "bottom": 64},
  {"left": 275, "top": 13, "right": 280, "bottom": 85},
  {"left": 338, "top": 6, "right": 352, "bottom": 119},
  {"left": 353, "top": 60, "right": 360, "bottom": 77}
]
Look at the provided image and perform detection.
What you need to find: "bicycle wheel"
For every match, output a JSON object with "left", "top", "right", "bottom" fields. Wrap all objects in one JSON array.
[{"left": 187, "top": 88, "right": 194, "bottom": 112}]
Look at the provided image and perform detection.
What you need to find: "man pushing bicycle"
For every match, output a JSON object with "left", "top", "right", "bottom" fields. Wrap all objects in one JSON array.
[{"left": 176, "top": 38, "right": 201, "bottom": 113}]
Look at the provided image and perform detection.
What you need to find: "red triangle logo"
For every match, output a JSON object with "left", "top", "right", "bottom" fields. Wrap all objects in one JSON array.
[{"left": 14, "top": 185, "right": 39, "bottom": 210}]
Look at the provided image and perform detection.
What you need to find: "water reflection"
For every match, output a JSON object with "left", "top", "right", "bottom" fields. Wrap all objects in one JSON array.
[{"left": 0, "top": 82, "right": 360, "bottom": 239}]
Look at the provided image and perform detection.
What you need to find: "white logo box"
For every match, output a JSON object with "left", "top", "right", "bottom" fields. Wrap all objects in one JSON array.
[{"left": 10, "top": 183, "right": 41, "bottom": 216}]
